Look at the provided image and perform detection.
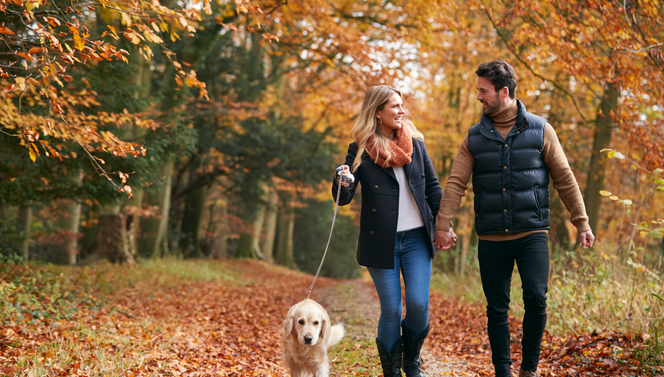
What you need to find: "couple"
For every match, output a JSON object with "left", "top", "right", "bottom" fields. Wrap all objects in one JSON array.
[{"left": 332, "top": 60, "right": 595, "bottom": 377}]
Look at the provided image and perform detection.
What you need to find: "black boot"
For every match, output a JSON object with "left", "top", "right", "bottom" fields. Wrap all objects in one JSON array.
[
  {"left": 402, "top": 323, "right": 429, "bottom": 377},
  {"left": 376, "top": 338, "right": 403, "bottom": 377}
]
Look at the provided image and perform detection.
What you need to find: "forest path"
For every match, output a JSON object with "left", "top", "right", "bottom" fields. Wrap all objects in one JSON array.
[
  {"left": 318, "top": 276, "right": 474, "bottom": 376},
  {"left": 1, "top": 259, "right": 652, "bottom": 377}
]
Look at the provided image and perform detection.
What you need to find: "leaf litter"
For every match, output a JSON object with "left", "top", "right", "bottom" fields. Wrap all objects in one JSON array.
[{"left": 0, "top": 260, "right": 661, "bottom": 376}]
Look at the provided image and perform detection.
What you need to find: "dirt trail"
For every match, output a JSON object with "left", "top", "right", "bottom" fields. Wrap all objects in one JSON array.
[{"left": 318, "top": 275, "right": 474, "bottom": 376}]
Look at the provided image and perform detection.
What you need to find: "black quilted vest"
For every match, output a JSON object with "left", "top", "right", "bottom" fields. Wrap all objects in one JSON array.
[{"left": 468, "top": 100, "right": 550, "bottom": 235}]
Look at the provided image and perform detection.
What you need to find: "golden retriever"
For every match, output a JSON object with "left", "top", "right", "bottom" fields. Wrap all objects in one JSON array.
[{"left": 282, "top": 299, "right": 345, "bottom": 377}]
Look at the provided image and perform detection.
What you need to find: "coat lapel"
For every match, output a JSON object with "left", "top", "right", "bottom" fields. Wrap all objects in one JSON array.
[
  {"left": 403, "top": 156, "right": 412, "bottom": 182},
  {"left": 384, "top": 167, "right": 396, "bottom": 181}
]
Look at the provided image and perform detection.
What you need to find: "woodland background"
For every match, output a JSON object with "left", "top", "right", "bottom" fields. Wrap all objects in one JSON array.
[{"left": 1, "top": 0, "right": 664, "bottom": 372}]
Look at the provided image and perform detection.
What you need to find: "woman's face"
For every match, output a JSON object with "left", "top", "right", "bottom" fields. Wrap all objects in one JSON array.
[{"left": 376, "top": 93, "right": 405, "bottom": 138}]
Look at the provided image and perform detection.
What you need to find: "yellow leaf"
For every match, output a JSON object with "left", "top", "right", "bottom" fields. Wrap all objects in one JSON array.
[
  {"left": 73, "top": 33, "right": 85, "bottom": 51},
  {"left": 29, "top": 147, "right": 36, "bottom": 162},
  {"left": 15, "top": 77, "right": 26, "bottom": 91},
  {"left": 124, "top": 31, "right": 141, "bottom": 44},
  {"left": 25, "top": 0, "right": 39, "bottom": 11},
  {"left": 121, "top": 12, "right": 132, "bottom": 27},
  {"left": 599, "top": 190, "right": 611, "bottom": 196}
]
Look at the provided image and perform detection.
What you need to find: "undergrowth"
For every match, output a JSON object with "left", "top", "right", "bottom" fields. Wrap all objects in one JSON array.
[{"left": 431, "top": 243, "right": 664, "bottom": 366}]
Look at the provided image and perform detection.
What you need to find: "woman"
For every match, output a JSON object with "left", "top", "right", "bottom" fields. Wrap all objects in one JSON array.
[{"left": 333, "top": 86, "right": 453, "bottom": 377}]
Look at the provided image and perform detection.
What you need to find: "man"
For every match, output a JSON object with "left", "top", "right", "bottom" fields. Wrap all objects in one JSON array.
[{"left": 433, "top": 60, "right": 595, "bottom": 377}]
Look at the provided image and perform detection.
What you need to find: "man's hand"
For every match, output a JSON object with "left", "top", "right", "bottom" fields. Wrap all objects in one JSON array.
[
  {"left": 434, "top": 229, "right": 458, "bottom": 250},
  {"left": 579, "top": 230, "right": 595, "bottom": 248}
]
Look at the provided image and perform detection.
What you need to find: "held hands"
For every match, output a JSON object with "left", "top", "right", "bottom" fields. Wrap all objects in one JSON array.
[
  {"left": 433, "top": 228, "right": 458, "bottom": 250},
  {"left": 335, "top": 165, "right": 354, "bottom": 187},
  {"left": 579, "top": 230, "right": 595, "bottom": 248}
]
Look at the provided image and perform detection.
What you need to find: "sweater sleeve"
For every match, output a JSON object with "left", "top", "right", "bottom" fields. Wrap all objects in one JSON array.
[
  {"left": 543, "top": 123, "right": 591, "bottom": 233},
  {"left": 435, "top": 135, "right": 474, "bottom": 232}
]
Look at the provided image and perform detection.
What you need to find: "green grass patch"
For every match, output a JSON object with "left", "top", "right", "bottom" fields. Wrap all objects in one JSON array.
[{"left": 331, "top": 338, "right": 381, "bottom": 376}]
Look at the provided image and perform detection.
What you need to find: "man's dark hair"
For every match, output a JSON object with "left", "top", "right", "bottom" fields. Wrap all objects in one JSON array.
[{"left": 475, "top": 60, "right": 517, "bottom": 99}]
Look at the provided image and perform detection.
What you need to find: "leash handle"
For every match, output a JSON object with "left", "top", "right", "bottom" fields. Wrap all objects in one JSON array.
[{"left": 307, "top": 179, "right": 344, "bottom": 299}]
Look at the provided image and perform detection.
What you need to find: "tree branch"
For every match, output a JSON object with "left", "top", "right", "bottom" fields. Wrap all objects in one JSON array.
[{"left": 481, "top": 1, "right": 590, "bottom": 123}]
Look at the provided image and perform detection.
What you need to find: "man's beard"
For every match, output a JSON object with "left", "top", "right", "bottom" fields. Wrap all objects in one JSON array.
[{"left": 482, "top": 99, "right": 503, "bottom": 116}]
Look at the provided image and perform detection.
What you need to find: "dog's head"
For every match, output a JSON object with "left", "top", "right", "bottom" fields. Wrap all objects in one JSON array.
[{"left": 282, "top": 299, "right": 331, "bottom": 346}]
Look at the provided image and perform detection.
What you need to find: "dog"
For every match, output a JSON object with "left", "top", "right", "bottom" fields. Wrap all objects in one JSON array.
[{"left": 281, "top": 299, "right": 345, "bottom": 377}]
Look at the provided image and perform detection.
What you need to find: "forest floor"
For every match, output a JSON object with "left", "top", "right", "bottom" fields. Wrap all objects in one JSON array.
[{"left": 0, "top": 259, "right": 661, "bottom": 376}]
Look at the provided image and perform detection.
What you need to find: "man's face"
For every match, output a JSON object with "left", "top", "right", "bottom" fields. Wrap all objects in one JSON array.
[{"left": 476, "top": 76, "right": 504, "bottom": 115}]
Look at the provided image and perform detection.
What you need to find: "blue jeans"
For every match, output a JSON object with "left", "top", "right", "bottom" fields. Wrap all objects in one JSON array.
[{"left": 367, "top": 226, "right": 432, "bottom": 352}]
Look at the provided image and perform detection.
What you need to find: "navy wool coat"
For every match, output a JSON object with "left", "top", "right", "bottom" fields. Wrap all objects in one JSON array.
[{"left": 332, "top": 138, "right": 443, "bottom": 269}]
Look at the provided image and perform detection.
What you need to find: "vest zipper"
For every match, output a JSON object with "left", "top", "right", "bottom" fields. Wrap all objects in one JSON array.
[{"left": 533, "top": 186, "right": 542, "bottom": 219}]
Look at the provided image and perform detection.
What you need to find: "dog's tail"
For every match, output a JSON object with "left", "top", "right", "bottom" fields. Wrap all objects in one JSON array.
[{"left": 327, "top": 324, "right": 345, "bottom": 348}]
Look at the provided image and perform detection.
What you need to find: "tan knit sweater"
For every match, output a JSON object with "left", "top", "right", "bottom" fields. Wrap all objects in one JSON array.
[{"left": 435, "top": 100, "right": 591, "bottom": 241}]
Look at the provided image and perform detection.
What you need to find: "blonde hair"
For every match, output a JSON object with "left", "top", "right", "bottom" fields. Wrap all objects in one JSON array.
[{"left": 350, "top": 85, "right": 423, "bottom": 172}]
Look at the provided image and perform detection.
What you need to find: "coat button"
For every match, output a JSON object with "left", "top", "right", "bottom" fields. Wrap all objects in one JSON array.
[
  {"left": 490, "top": 130, "right": 494, "bottom": 132},
  {"left": 373, "top": 185, "right": 378, "bottom": 190},
  {"left": 425, "top": 196, "right": 428, "bottom": 199},
  {"left": 421, "top": 174, "right": 425, "bottom": 178},
  {"left": 503, "top": 166, "right": 507, "bottom": 169},
  {"left": 505, "top": 144, "right": 508, "bottom": 147},
  {"left": 372, "top": 209, "right": 376, "bottom": 213},
  {"left": 370, "top": 231, "right": 375, "bottom": 236},
  {"left": 505, "top": 229, "right": 509, "bottom": 232},
  {"left": 504, "top": 209, "right": 507, "bottom": 212},
  {"left": 503, "top": 188, "right": 506, "bottom": 191}
]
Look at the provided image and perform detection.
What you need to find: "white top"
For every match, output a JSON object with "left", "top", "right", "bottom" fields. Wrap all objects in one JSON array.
[{"left": 393, "top": 166, "right": 425, "bottom": 232}]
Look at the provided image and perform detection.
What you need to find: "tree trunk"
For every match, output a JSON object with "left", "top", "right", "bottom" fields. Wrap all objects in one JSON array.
[
  {"left": 274, "top": 197, "right": 295, "bottom": 268},
  {"left": 139, "top": 160, "right": 174, "bottom": 258},
  {"left": 124, "top": 189, "right": 144, "bottom": 259},
  {"left": 17, "top": 206, "right": 32, "bottom": 260},
  {"left": 235, "top": 204, "right": 264, "bottom": 259},
  {"left": 61, "top": 200, "right": 82, "bottom": 265},
  {"left": 95, "top": 213, "right": 132, "bottom": 264},
  {"left": 251, "top": 204, "right": 267, "bottom": 259},
  {"left": 86, "top": 204, "right": 134, "bottom": 264},
  {"left": 209, "top": 197, "right": 229, "bottom": 258},
  {"left": 259, "top": 189, "right": 278, "bottom": 263},
  {"left": 179, "top": 185, "right": 209, "bottom": 258},
  {"left": 583, "top": 83, "right": 619, "bottom": 234}
]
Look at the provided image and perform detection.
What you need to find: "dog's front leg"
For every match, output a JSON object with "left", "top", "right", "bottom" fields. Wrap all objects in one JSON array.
[{"left": 315, "top": 364, "right": 329, "bottom": 377}]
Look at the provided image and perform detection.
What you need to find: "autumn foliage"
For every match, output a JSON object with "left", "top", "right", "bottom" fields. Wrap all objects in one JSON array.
[{"left": 1, "top": 0, "right": 664, "bottom": 374}]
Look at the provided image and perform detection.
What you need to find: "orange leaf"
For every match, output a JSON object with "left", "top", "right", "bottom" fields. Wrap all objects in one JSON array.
[
  {"left": 43, "top": 16, "right": 60, "bottom": 27},
  {"left": 16, "top": 52, "right": 35, "bottom": 61},
  {"left": 28, "top": 46, "right": 43, "bottom": 54},
  {"left": 0, "top": 26, "right": 14, "bottom": 35}
]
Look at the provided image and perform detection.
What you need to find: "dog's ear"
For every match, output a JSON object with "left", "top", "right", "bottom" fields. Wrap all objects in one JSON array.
[
  {"left": 319, "top": 310, "right": 331, "bottom": 343},
  {"left": 282, "top": 302, "right": 299, "bottom": 341}
]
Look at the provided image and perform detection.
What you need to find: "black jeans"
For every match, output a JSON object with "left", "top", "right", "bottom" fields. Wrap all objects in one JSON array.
[{"left": 478, "top": 233, "right": 549, "bottom": 377}]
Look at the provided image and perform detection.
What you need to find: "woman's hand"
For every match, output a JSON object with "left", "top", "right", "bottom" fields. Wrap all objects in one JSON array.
[
  {"left": 335, "top": 165, "right": 354, "bottom": 187},
  {"left": 434, "top": 228, "right": 458, "bottom": 250}
]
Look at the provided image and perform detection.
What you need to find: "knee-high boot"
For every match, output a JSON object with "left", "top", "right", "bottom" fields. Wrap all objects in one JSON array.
[
  {"left": 376, "top": 338, "right": 403, "bottom": 377},
  {"left": 402, "top": 322, "right": 429, "bottom": 377}
]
